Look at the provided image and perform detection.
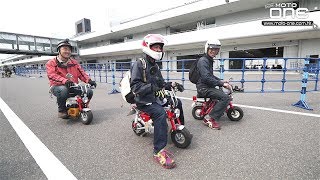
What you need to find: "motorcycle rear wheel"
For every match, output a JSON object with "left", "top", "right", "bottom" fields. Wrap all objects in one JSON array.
[{"left": 192, "top": 105, "right": 204, "bottom": 120}]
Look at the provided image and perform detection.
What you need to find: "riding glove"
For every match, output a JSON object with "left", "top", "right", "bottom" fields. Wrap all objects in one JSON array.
[
  {"left": 65, "top": 80, "right": 74, "bottom": 88},
  {"left": 173, "top": 82, "right": 184, "bottom": 92},
  {"left": 155, "top": 89, "right": 165, "bottom": 99},
  {"left": 88, "top": 79, "right": 97, "bottom": 88}
]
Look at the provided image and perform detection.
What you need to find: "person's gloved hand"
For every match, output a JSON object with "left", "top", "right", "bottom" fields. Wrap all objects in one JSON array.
[
  {"left": 151, "top": 84, "right": 165, "bottom": 99},
  {"left": 88, "top": 79, "right": 97, "bottom": 88},
  {"left": 155, "top": 89, "right": 165, "bottom": 100},
  {"left": 65, "top": 80, "right": 74, "bottom": 88},
  {"left": 173, "top": 82, "right": 184, "bottom": 92}
]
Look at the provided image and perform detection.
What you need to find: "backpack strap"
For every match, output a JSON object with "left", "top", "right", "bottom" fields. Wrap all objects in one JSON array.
[{"left": 139, "top": 58, "right": 147, "bottom": 83}]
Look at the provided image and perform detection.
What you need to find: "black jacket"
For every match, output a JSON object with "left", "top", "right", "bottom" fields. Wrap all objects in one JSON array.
[
  {"left": 130, "top": 55, "right": 171, "bottom": 106},
  {"left": 196, "top": 54, "right": 224, "bottom": 90}
]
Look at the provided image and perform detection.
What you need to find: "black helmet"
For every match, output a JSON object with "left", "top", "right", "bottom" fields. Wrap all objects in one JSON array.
[{"left": 57, "top": 39, "right": 72, "bottom": 52}]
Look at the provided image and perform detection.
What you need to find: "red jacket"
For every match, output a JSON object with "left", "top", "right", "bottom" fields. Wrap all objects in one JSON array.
[{"left": 46, "top": 57, "right": 90, "bottom": 86}]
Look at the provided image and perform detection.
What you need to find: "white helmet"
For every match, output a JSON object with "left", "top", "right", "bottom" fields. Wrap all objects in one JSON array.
[
  {"left": 205, "top": 39, "right": 221, "bottom": 53},
  {"left": 142, "top": 34, "right": 167, "bottom": 60}
]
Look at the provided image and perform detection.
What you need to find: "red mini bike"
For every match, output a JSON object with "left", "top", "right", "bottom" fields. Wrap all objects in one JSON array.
[
  {"left": 129, "top": 87, "right": 192, "bottom": 149},
  {"left": 191, "top": 84, "right": 244, "bottom": 121},
  {"left": 65, "top": 83, "right": 94, "bottom": 125}
]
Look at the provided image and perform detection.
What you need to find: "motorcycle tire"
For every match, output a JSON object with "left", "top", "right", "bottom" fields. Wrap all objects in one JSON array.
[
  {"left": 191, "top": 105, "right": 204, "bottom": 120},
  {"left": 171, "top": 128, "right": 192, "bottom": 149},
  {"left": 227, "top": 106, "right": 243, "bottom": 121},
  {"left": 80, "top": 110, "right": 93, "bottom": 125}
]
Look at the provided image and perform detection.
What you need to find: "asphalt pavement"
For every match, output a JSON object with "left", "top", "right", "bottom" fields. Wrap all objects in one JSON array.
[{"left": 0, "top": 75, "right": 319, "bottom": 179}]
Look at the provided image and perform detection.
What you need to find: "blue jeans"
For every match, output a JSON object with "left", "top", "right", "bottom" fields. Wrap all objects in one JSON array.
[
  {"left": 51, "top": 85, "right": 93, "bottom": 112},
  {"left": 198, "top": 88, "right": 231, "bottom": 120},
  {"left": 137, "top": 103, "right": 167, "bottom": 154}
]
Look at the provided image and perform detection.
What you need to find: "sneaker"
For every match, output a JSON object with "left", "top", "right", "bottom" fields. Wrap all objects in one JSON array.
[
  {"left": 153, "top": 149, "right": 176, "bottom": 169},
  {"left": 58, "top": 112, "right": 69, "bottom": 119},
  {"left": 203, "top": 116, "right": 221, "bottom": 130}
]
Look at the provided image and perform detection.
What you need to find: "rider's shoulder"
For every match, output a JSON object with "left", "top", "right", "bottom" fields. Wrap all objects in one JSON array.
[
  {"left": 199, "top": 56, "right": 209, "bottom": 61},
  {"left": 198, "top": 56, "right": 209, "bottom": 64},
  {"left": 46, "top": 58, "right": 58, "bottom": 65},
  {"left": 133, "top": 58, "right": 144, "bottom": 67}
]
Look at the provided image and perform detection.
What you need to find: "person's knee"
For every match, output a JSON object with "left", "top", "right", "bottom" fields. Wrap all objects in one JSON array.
[
  {"left": 221, "top": 94, "right": 231, "bottom": 104},
  {"left": 154, "top": 108, "right": 166, "bottom": 120},
  {"left": 53, "top": 86, "right": 69, "bottom": 99}
]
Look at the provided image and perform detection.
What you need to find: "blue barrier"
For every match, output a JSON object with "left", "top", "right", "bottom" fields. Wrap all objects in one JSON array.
[
  {"left": 292, "top": 58, "right": 312, "bottom": 110},
  {"left": 14, "top": 57, "right": 319, "bottom": 110},
  {"left": 108, "top": 61, "right": 120, "bottom": 94}
]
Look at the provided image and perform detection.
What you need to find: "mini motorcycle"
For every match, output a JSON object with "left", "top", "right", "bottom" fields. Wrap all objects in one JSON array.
[
  {"left": 191, "top": 82, "right": 244, "bottom": 121},
  {"left": 129, "top": 87, "right": 192, "bottom": 149},
  {"left": 65, "top": 83, "right": 94, "bottom": 125}
]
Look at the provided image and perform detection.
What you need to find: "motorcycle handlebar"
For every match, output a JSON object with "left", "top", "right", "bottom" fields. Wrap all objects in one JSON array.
[{"left": 70, "top": 83, "right": 95, "bottom": 89}]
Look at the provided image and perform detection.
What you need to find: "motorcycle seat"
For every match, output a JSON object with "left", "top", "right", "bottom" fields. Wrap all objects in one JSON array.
[{"left": 196, "top": 94, "right": 206, "bottom": 98}]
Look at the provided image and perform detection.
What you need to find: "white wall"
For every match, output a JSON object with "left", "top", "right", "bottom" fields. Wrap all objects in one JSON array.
[
  {"left": 167, "top": 48, "right": 202, "bottom": 57},
  {"left": 216, "top": 7, "right": 269, "bottom": 26},
  {"left": 134, "top": 28, "right": 168, "bottom": 40},
  {"left": 283, "top": 46, "right": 298, "bottom": 57},
  {"left": 300, "top": 38, "right": 320, "bottom": 58},
  {"left": 300, "top": 0, "right": 320, "bottom": 11}
]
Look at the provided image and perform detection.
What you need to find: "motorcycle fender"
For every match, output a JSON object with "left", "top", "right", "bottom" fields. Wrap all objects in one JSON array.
[
  {"left": 176, "top": 125, "right": 185, "bottom": 131},
  {"left": 191, "top": 102, "right": 202, "bottom": 108},
  {"left": 81, "top": 108, "right": 91, "bottom": 112}
]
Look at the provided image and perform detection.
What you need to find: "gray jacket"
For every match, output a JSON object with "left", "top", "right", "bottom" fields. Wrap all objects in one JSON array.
[
  {"left": 130, "top": 56, "right": 170, "bottom": 106},
  {"left": 196, "top": 54, "right": 224, "bottom": 90}
]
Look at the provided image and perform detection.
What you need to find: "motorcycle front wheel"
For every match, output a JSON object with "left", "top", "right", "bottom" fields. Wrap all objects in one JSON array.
[
  {"left": 80, "top": 110, "right": 93, "bottom": 125},
  {"left": 227, "top": 106, "right": 243, "bottom": 121},
  {"left": 171, "top": 128, "right": 192, "bottom": 149}
]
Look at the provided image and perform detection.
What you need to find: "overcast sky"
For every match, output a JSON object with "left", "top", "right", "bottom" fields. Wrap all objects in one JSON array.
[
  {"left": 0, "top": 0, "right": 190, "bottom": 38},
  {"left": 0, "top": 0, "right": 191, "bottom": 59}
]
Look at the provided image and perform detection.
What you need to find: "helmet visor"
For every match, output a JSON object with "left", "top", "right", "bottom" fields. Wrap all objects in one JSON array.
[{"left": 207, "top": 44, "right": 221, "bottom": 49}]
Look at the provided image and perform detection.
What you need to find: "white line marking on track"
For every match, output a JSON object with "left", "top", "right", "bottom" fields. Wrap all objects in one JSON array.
[
  {"left": 177, "top": 96, "right": 320, "bottom": 118},
  {"left": 0, "top": 97, "right": 77, "bottom": 180}
]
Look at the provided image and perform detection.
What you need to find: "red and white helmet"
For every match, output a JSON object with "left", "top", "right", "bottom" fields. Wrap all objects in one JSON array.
[{"left": 142, "top": 34, "right": 167, "bottom": 60}]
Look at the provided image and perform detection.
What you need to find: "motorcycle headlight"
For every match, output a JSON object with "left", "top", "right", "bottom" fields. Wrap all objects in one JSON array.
[
  {"left": 83, "top": 96, "right": 89, "bottom": 103},
  {"left": 174, "top": 109, "right": 180, "bottom": 118}
]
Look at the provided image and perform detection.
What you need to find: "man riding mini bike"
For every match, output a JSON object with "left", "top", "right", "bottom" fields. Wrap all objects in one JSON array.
[
  {"left": 130, "top": 85, "right": 192, "bottom": 149},
  {"left": 46, "top": 39, "right": 97, "bottom": 120},
  {"left": 192, "top": 81, "right": 244, "bottom": 123}
]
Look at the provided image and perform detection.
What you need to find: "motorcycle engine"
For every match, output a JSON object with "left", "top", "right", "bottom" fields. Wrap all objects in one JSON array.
[{"left": 66, "top": 97, "right": 78, "bottom": 108}]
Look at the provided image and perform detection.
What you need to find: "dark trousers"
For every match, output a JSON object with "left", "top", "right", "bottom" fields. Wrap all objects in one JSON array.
[
  {"left": 51, "top": 85, "right": 93, "bottom": 112},
  {"left": 198, "top": 88, "right": 231, "bottom": 120},
  {"left": 137, "top": 103, "right": 167, "bottom": 154}
]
